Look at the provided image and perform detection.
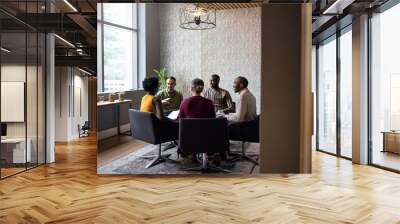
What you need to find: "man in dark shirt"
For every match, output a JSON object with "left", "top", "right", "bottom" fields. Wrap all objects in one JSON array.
[
  {"left": 179, "top": 78, "right": 215, "bottom": 118},
  {"left": 156, "top": 76, "right": 183, "bottom": 116}
]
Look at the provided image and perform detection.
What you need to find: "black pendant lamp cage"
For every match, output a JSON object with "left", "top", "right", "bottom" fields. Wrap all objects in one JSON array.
[{"left": 179, "top": 4, "right": 216, "bottom": 30}]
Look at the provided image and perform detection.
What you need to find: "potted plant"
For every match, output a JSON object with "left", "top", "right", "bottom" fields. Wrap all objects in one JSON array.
[{"left": 153, "top": 68, "right": 168, "bottom": 92}]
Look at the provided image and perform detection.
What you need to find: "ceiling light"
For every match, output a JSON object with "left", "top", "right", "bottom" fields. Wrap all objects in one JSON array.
[
  {"left": 322, "top": 0, "right": 354, "bottom": 15},
  {"left": 1, "top": 47, "right": 11, "bottom": 53},
  {"left": 78, "top": 67, "right": 92, "bottom": 76},
  {"left": 180, "top": 4, "right": 216, "bottom": 30},
  {"left": 63, "top": 0, "right": 78, "bottom": 12},
  {"left": 54, "top": 34, "right": 75, "bottom": 48}
]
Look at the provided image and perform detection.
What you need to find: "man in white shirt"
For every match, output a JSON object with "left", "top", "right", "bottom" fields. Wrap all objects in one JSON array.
[{"left": 223, "top": 76, "right": 257, "bottom": 122}]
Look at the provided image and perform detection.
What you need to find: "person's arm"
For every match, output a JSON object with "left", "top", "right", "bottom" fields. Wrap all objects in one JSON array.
[
  {"left": 178, "top": 92, "right": 183, "bottom": 107},
  {"left": 178, "top": 101, "right": 186, "bottom": 119},
  {"left": 222, "top": 91, "right": 234, "bottom": 114},
  {"left": 153, "top": 97, "right": 164, "bottom": 120},
  {"left": 203, "top": 89, "right": 209, "bottom": 100},
  {"left": 227, "top": 93, "right": 247, "bottom": 122},
  {"left": 158, "top": 92, "right": 172, "bottom": 106},
  {"left": 212, "top": 106, "right": 216, "bottom": 118}
]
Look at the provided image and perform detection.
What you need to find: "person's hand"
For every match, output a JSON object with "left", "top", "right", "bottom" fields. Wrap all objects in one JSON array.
[
  {"left": 162, "top": 98, "right": 172, "bottom": 105},
  {"left": 216, "top": 110, "right": 225, "bottom": 118},
  {"left": 222, "top": 109, "right": 229, "bottom": 115}
]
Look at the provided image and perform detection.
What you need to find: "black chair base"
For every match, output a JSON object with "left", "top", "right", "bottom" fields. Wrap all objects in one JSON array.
[
  {"left": 230, "top": 154, "right": 259, "bottom": 165},
  {"left": 181, "top": 153, "right": 231, "bottom": 173},
  {"left": 182, "top": 165, "right": 231, "bottom": 173},
  {"left": 162, "top": 141, "right": 177, "bottom": 152},
  {"left": 142, "top": 154, "right": 173, "bottom": 169},
  {"left": 229, "top": 142, "right": 259, "bottom": 166},
  {"left": 141, "top": 144, "right": 177, "bottom": 169}
]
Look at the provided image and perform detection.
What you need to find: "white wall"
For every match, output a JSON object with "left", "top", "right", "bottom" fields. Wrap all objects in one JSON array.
[
  {"left": 55, "top": 67, "right": 89, "bottom": 141},
  {"left": 159, "top": 4, "right": 261, "bottom": 110}
]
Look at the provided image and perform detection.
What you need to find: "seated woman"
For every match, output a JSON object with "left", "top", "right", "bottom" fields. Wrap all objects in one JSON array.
[
  {"left": 140, "top": 76, "right": 179, "bottom": 144},
  {"left": 140, "top": 76, "right": 165, "bottom": 119},
  {"left": 178, "top": 78, "right": 215, "bottom": 118}
]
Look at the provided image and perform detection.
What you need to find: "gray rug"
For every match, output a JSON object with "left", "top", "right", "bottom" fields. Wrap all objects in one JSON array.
[{"left": 98, "top": 141, "right": 259, "bottom": 175}]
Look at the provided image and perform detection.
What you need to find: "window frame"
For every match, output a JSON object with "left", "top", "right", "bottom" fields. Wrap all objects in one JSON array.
[
  {"left": 367, "top": 0, "right": 400, "bottom": 173},
  {"left": 315, "top": 24, "right": 353, "bottom": 161},
  {"left": 97, "top": 3, "right": 139, "bottom": 92}
]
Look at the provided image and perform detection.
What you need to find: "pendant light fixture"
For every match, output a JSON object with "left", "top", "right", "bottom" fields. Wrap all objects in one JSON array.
[{"left": 179, "top": 4, "right": 216, "bottom": 30}]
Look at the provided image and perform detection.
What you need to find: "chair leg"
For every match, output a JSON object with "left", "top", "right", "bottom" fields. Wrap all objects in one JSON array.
[
  {"left": 141, "top": 144, "right": 173, "bottom": 169},
  {"left": 162, "top": 141, "right": 177, "bottom": 152},
  {"left": 182, "top": 153, "right": 231, "bottom": 173},
  {"left": 230, "top": 142, "right": 259, "bottom": 166}
]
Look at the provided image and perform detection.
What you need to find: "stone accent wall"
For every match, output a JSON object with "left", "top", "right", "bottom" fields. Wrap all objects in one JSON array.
[{"left": 159, "top": 4, "right": 261, "bottom": 110}]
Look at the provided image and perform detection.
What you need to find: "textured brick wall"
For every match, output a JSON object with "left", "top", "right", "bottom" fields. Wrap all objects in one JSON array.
[{"left": 159, "top": 4, "right": 261, "bottom": 110}]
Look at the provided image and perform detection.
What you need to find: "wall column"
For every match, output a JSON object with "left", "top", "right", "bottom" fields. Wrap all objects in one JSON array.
[
  {"left": 260, "top": 3, "right": 312, "bottom": 173},
  {"left": 46, "top": 33, "right": 55, "bottom": 163},
  {"left": 352, "top": 14, "right": 369, "bottom": 164}
]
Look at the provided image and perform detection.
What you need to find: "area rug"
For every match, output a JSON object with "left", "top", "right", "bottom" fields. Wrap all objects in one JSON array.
[{"left": 98, "top": 141, "right": 259, "bottom": 175}]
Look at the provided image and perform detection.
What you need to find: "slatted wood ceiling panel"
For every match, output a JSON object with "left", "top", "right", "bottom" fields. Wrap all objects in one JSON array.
[{"left": 200, "top": 3, "right": 262, "bottom": 10}]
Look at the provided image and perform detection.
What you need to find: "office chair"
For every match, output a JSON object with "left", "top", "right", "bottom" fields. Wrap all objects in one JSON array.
[
  {"left": 129, "top": 109, "right": 178, "bottom": 169},
  {"left": 228, "top": 115, "right": 260, "bottom": 165},
  {"left": 78, "top": 121, "right": 90, "bottom": 138},
  {"left": 179, "top": 118, "right": 231, "bottom": 173}
]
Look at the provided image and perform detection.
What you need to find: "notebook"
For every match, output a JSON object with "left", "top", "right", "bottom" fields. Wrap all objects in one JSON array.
[{"left": 167, "top": 110, "right": 180, "bottom": 120}]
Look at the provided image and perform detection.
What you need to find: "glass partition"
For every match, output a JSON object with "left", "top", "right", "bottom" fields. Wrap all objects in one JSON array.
[
  {"left": 27, "top": 31, "right": 38, "bottom": 169},
  {"left": 1, "top": 31, "right": 28, "bottom": 177},
  {"left": 317, "top": 35, "right": 337, "bottom": 154},
  {"left": 0, "top": 2, "right": 46, "bottom": 179},
  {"left": 370, "top": 3, "right": 400, "bottom": 171},
  {"left": 339, "top": 29, "right": 352, "bottom": 158}
]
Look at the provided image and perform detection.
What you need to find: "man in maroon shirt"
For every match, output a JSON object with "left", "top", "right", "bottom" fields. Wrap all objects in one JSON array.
[{"left": 179, "top": 78, "right": 216, "bottom": 118}]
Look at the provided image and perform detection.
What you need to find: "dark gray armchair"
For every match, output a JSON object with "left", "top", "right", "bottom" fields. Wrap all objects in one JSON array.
[
  {"left": 129, "top": 109, "right": 178, "bottom": 168},
  {"left": 179, "top": 118, "right": 231, "bottom": 173},
  {"left": 229, "top": 115, "right": 260, "bottom": 165}
]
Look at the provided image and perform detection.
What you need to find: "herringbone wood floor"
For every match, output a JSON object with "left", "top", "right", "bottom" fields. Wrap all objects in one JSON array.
[{"left": 1, "top": 135, "right": 400, "bottom": 224}]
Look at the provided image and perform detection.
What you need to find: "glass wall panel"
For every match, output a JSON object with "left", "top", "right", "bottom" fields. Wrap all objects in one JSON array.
[
  {"left": 27, "top": 31, "right": 38, "bottom": 169},
  {"left": 318, "top": 36, "right": 337, "bottom": 154},
  {"left": 371, "top": 3, "right": 400, "bottom": 171},
  {"left": 1, "top": 31, "right": 28, "bottom": 177},
  {"left": 38, "top": 33, "right": 46, "bottom": 165},
  {"left": 0, "top": 1, "right": 46, "bottom": 178},
  {"left": 340, "top": 29, "right": 352, "bottom": 158}
]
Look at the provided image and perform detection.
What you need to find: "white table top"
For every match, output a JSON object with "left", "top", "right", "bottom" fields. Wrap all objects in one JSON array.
[
  {"left": 97, "top": 99, "right": 132, "bottom": 107},
  {"left": 1, "top": 138, "right": 30, "bottom": 143}
]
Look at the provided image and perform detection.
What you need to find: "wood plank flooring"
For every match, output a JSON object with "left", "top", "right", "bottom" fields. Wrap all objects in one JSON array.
[
  {"left": 97, "top": 135, "right": 146, "bottom": 167},
  {"left": 1, "top": 134, "right": 400, "bottom": 223}
]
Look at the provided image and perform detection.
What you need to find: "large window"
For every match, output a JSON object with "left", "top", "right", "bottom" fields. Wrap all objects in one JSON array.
[
  {"left": 370, "top": 2, "right": 400, "bottom": 171},
  {"left": 98, "top": 3, "right": 138, "bottom": 92},
  {"left": 339, "top": 29, "right": 352, "bottom": 158},
  {"left": 316, "top": 26, "right": 353, "bottom": 159},
  {"left": 317, "top": 36, "right": 337, "bottom": 154}
]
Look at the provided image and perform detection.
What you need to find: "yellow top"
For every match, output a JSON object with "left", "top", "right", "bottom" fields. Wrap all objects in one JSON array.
[{"left": 140, "top": 94, "right": 156, "bottom": 113}]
